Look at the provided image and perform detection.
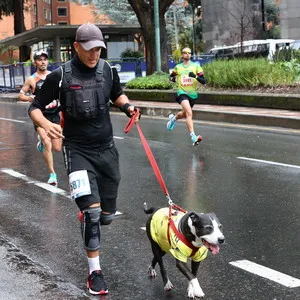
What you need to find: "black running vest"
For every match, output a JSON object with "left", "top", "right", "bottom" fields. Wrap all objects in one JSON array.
[{"left": 60, "top": 59, "right": 112, "bottom": 120}]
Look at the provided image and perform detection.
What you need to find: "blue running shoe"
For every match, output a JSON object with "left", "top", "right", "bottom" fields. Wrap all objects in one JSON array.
[
  {"left": 37, "top": 135, "right": 44, "bottom": 152},
  {"left": 191, "top": 134, "right": 202, "bottom": 146},
  {"left": 167, "top": 114, "right": 176, "bottom": 131},
  {"left": 47, "top": 173, "right": 57, "bottom": 186}
]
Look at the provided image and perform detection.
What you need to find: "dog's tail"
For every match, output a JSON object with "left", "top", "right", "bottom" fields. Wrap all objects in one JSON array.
[{"left": 143, "top": 202, "right": 156, "bottom": 214}]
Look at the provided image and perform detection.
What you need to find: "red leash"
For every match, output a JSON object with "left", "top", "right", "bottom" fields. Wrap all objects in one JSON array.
[
  {"left": 124, "top": 113, "right": 198, "bottom": 254},
  {"left": 124, "top": 111, "right": 169, "bottom": 197}
]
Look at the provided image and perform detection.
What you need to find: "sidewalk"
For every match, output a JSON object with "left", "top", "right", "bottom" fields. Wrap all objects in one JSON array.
[
  {"left": 1, "top": 92, "right": 300, "bottom": 130},
  {"left": 128, "top": 100, "right": 300, "bottom": 130}
]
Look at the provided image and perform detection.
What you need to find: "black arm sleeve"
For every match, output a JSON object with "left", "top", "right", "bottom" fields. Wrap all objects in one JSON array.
[
  {"left": 110, "top": 67, "right": 124, "bottom": 102},
  {"left": 196, "top": 74, "right": 206, "bottom": 85},
  {"left": 28, "top": 68, "right": 61, "bottom": 114}
]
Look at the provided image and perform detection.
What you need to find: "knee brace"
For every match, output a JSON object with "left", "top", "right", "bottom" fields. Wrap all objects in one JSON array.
[
  {"left": 100, "top": 212, "right": 115, "bottom": 225},
  {"left": 81, "top": 207, "right": 101, "bottom": 251}
]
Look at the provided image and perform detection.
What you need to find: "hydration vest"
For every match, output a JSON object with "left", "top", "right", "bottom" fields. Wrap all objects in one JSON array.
[
  {"left": 32, "top": 73, "right": 46, "bottom": 96},
  {"left": 60, "top": 59, "right": 112, "bottom": 120}
]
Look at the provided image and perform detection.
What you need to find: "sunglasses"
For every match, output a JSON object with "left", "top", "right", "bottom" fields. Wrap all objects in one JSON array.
[{"left": 182, "top": 52, "right": 191, "bottom": 54}]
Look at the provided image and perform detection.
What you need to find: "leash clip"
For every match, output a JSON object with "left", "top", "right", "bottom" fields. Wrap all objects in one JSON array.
[{"left": 166, "top": 195, "right": 173, "bottom": 206}]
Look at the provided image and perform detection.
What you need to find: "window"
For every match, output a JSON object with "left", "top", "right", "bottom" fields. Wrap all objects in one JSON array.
[
  {"left": 43, "top": 8, "right": 51, "bottom": 20},
  {"left": 57, "top": 7, "right": 67, "bottom": 16},
  {"left": 58, "top": 22, "right": 68, "bottom": 25},
  {"left": 57, "top": 0, "right": 66, "bottom": 2}
]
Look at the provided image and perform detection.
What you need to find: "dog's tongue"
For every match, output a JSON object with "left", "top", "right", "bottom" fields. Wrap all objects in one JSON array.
[
  {"left": 210, "top": 244, "right": 220, "bottom": 255},
  {"left": 202, "top": 240, "right": 220, "bottom": 254}
]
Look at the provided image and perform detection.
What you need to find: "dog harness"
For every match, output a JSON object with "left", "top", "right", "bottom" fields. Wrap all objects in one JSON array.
[{"left": 150, "top": 208, "right": 208, "bottom": 263}]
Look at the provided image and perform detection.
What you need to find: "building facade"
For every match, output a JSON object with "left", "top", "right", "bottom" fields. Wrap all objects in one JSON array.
[
  {"left": 202, "top": 0, "right": 262, "bottom": 51},
  {"left": 0, "top": 0, "right": 139, "bottom": 63},
  {"left": 279, "top": 0, "right": 300, "bottom": 39}
]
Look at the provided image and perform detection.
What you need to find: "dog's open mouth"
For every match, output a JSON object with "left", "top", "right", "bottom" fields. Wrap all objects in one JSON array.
[{"left": 201, "top": 239, "right": 220, "bottom": 254}]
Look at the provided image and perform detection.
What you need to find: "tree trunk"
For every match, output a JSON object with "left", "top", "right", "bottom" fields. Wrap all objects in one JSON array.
[
  {"left": 13, "top": 0, "right": 29, "bottom": 61},
  {"left": 128, "top": 0, "right": 173, "bottom": 75}
]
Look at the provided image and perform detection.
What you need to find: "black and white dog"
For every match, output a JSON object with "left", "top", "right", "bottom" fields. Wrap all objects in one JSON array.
[{"left": 144, "top": 204, "right": 225, "bottom": 298}]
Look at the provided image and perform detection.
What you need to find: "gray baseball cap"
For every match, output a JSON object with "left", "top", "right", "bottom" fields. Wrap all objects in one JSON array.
[
  {"left": 33, "top": 50, "right": 48, "bottom": 60},
  {"left": 75, "top": 23, "right": 106, "bottom": 50}
]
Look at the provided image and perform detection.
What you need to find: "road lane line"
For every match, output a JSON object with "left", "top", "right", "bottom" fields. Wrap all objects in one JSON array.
[
  {"left": 237, "top": 157, "right": 300, "bottom": 169},
  {"left": 230, "top": 260, "right": 300, "bottom": 288},
  {"left": 0, "top": 168, "right": 123, "bottom": 215},
  {"left": 0, "top": 117, "right": 26, "bottom": 123},
  {"left": 1, "top": 168, "right": 69, "bottom": 196}
]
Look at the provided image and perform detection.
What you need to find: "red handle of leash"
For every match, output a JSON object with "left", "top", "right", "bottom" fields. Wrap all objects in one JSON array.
[
  {"left": 124, "top": 113, "right": 170, "bottom": 197},
  {"left": 124, "top": 112, "right": 136, "bottom": 134}
]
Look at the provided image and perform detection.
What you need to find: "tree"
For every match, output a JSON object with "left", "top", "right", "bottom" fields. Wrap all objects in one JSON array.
[
  {"left": 93, "top": 0, "right": 137, "bottom": 25},
  {"left": 127, "top": 0, "right": 174, "bottom": 75},
  {"left": 93, "top": 0, "right": 144, "bottom": 52},
  {"left": 220, "top": 0, "right": 254, "bottom": 54},
  {"left": 0, "top": 0, "right": 28, "bottom": 61},
  {"left": 94, "top": 0, "right": 174, "bottom": 74}
]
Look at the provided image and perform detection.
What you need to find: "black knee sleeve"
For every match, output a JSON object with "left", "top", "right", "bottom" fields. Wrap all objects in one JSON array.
[
  {"left": 100, "top": 212, "right": 115, "bottom": 225},
  {"left": 81, "top": 206, "right": 101, "bottom": 251}
]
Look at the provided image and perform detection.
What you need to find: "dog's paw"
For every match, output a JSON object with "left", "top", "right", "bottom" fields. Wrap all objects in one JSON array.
[
  {"left": 187, "top": 279, "right": 205, "bottom": 298},
  {"left": 148, "top": 265, "right": 157, "bottom": 277},
  {"left": 164, "top": 279, "right": 174, "bottom": 291}
]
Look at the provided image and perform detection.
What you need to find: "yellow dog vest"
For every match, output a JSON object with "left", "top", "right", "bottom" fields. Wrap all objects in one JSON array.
[{"left": 150, "top": 208, "right": 208, "bottom": 263}]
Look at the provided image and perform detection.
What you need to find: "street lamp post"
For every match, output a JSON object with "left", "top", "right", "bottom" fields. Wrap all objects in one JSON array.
[
  {"left": 192, "top": 6, "right": 195, "bottom": 59},
  {"left": 154, "top": 0, "right": 161, "bottom": 72}
]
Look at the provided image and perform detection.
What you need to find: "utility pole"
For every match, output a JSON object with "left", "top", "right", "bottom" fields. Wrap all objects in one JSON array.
[
  {"left": 154, "top": 0, "right": 161, "bottom": 71},
  {"left": 173, "top": 6, "right": 179, "bottom": 49},
  {"left": 261, "top": 0, "right": 265, "bottom": 31},
  {"left": 192, "top": 6, "right": 195, "bottom": 59}
]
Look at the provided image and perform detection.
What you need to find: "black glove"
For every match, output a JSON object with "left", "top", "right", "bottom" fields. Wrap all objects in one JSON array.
[{"left": 188, "top": 72, "right": 196, "bottom": 78}]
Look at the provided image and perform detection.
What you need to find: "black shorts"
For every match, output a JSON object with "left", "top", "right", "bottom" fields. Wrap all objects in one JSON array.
[
  {"left": 34, "top": 113, "right": 60, "bottom": 131},
  {"left": 63, "top": 142, "right": 121, "bottom": 212},
  {"left": 176, "top": 94, "right": 198, "bottom": 108}
]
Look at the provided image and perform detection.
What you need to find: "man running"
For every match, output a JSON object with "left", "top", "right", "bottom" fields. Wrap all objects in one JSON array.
[
  {"left": 18, "top": 51, "right": 62, "bottom": 185},
  {"left": 168, "top": 47, "right": 206, "bottom": 145}
]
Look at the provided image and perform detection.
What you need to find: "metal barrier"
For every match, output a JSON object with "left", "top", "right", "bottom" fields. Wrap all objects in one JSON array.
[{"left": 0, "top": 56, "right": 214, "bottom": 91}]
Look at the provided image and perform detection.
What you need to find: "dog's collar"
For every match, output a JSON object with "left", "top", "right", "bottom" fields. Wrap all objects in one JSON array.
[{"left": 168, "top": 217, "right": 198, "bottom": 256}]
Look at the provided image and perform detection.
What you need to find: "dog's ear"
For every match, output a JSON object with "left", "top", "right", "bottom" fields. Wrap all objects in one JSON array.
[{"left": 189, "top": 212, "right": 198, "bottom": 222}]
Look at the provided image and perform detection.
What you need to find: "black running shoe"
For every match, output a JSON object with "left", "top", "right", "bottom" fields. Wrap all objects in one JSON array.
[{"left": 87, "top": 270, "right": 108, "bottom": 295}]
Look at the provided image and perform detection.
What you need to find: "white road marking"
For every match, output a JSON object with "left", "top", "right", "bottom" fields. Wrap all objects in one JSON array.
[
  {"left": 0, "top": 117, "right": 26, "bottom": 123},
  {"left": 0, "top": 168, "right": 123, "bottom": 214},
  {"left": 237, "top": 157, "right": 300, "bottom": 169},
  {"left": 113, "top": 136, "right": 124, "bottom": 140},
  {"left": 140, "top": 227, "right": 146, "bottom": 231},
  {"left": 230, "top": 260, "right": 300, "bottom": 288}
]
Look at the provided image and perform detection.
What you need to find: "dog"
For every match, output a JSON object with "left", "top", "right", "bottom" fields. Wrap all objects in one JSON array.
[{"left": 144, "top": 203, "right": 225, "bottom": 298}]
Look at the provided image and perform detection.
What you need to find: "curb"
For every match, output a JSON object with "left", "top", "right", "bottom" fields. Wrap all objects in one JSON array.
[
  {"left": 137, "top": 106, "right": 300, "bottom": 130},
  {"left": 2, "top": 94, "right": 300, "bottom": 130}
]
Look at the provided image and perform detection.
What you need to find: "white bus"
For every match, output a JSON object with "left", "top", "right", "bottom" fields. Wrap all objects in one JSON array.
[{"left": 208, "top": 39, "right": 295, "bottom": 60}]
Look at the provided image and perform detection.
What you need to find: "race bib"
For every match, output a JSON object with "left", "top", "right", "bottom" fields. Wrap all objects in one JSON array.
[
  {"left": 181, "top": 75, "right": 193, "bottom": 86},
  {"left": 69, "top": 170, "right": 91, "bottom": 200}
]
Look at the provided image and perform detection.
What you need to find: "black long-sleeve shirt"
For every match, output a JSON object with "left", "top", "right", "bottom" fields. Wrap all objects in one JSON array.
[{"left": 29, "top": 55, "right": 124, "bottom": 149}]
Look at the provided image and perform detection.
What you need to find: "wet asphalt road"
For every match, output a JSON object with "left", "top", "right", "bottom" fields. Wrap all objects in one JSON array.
[{"left": 0, "top": 101, "right": 300, "bottom": 300}]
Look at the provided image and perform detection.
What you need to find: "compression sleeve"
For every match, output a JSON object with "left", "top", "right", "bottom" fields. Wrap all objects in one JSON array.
[{"left": 196, "top": 71, "right": 206, "bottom": 85}]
